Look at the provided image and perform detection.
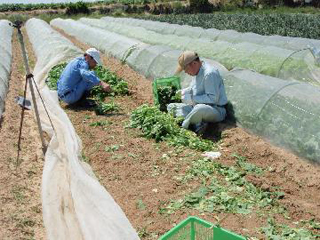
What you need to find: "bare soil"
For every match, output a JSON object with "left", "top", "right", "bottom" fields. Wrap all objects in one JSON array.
[
  {"left": 0, "top": 28, "right": 45, "bottom": 239},
  {"left": 0, "top": 24, "right": 319, "bottom": 239}
]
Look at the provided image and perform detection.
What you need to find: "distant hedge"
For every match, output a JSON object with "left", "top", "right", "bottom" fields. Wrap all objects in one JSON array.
[
  {"left": 0, "top": 3, "right": 67, "bottom": 12},
  {"left": 138, "top": 13, "right": 320, "bottom": 39}
]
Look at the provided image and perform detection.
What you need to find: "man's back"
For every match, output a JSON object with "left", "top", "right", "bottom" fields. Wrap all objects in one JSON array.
[{"left": 57, "top": 57, "right": 88, "bottom": 95}]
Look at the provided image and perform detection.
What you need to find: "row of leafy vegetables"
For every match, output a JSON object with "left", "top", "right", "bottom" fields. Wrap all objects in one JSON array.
[{"left": 137, "top": 12, "right": 320, "bottom": 40}]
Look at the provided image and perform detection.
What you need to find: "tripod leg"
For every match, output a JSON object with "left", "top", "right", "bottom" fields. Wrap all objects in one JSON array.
[
  {"left": 31, "top": 76, "right": 56, "bottom": 135},
  {"left": 16, "top": 75, "right": 28, "bottom": 167}
]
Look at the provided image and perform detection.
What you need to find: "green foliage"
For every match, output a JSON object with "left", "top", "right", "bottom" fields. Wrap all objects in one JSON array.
[
  {"left": 157, "top": 85, "right": 181, "bottom": 111},
  {"left": 0, "top": 3, "right": 67, "bottom": 12},
  {"left": 66, "top": 2, "right": 90, "bottom": 15},
  {"left": 301, "top": 219, "right": 320, "bottom": 230},
  {"left": 94, "top": 65, "right": 129, "bottom": 99},
  {"left": 105, "top": 144, "right": 121, "bottom": 152},
  {"left": 129, "top": 104, "right": 215, "bottom": 151},
  {"left": 165, "top": 157, "right": 283, "bottom": 215},
  {"left": 45, "top": 62, "right": 67, "bottom": 90},
  {"left": 89, "top": 120, "right": 112, "bottom": 127},
  {"left": 138, "top": 12, "right": 320, "bottom": 39},
  {"left": 94, "top": 101, "right": 120, "bottom": 115},
  {"left": 189, "top": 0, "right": 213, "bottom": 13},
  {"left": 261, "top": 218, "right": 318, "bottom": 239},
  {"left": 232, "top": 153, "right": 263, "bottom": 174}
]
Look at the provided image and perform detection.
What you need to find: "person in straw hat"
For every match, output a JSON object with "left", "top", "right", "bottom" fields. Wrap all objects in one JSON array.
[
  {"left": 57, "top": 48, "right": 111, "bottom": 105},
  {"left": 168, "top": 51, "right": 228, "bottom": 135}
]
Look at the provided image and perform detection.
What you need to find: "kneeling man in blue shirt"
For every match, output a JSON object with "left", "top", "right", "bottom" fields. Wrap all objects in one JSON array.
[{"left": 57, "top": 48, "right": 111, "bottom": 104}]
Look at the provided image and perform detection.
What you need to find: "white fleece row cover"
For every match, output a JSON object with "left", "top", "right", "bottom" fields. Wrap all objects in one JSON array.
[
  {"left": 81, "top": 17, "right": 320, "bottom": 87},
  {"left": 25, "top": 18, "right": 139, "bottom": 240},
  {"left": 51, "top": 18, "right": 320, "bottom": 163},
  {"left": 0, "top": 20, "right": 13, "bottom": 120}
]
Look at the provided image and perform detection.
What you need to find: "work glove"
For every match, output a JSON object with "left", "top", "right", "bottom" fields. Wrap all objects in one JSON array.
[
  {"left": 181, "top": 93, "right": 193, "bottom": 105},
  {"left": 179, "top": 87, "right": 194, "bottom": 105},
  {"left": 180, "top": 87, "right": 192, "bottom": 96}
]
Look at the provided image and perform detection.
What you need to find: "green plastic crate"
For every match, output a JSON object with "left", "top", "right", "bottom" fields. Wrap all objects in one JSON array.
[
  {"left": 159, "top": 216, "right": 246, "bottom": 240},
  {"left": 152, "top": 76, "right": 181, "bottom": 107}
]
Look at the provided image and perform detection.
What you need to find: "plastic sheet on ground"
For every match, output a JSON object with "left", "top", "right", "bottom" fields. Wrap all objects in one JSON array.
[
  {"left": 0, "top": 20, "right": 13, "bottom": 119},
  {"left": 26, "top": 18, "right": 139, "bottom": 240}
]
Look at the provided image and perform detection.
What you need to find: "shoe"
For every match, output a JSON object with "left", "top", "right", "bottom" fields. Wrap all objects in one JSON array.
[{"left": 194, "top": 122, "right": 208, "bottom": 136}]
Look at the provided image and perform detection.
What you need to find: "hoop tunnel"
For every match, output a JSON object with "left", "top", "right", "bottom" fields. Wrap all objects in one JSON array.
[{"left": 0, "top": 20, "right": 13, "bottom": 119}]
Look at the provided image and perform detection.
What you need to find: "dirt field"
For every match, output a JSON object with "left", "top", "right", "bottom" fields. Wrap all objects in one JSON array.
[{"left": 0, "top": 24, "right": 319, "bottom": 239}]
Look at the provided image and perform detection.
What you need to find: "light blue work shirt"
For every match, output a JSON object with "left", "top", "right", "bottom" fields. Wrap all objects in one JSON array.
[
  {"left": 191, "top": 61, "right": 228, "bottom": 106},
  {"left": 57, "top": 57, "right": 100, "bottom": 104},
  {"left": 167, "top": 61, "right": 228, "bottom": 129}
]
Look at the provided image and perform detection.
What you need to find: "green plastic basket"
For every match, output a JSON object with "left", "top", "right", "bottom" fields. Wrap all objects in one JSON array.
[
  {"left": 152, "top": 76, "right": 181, "bottom": 106},
  {"left": 159, "top": 216, "right": 246, "bottom": 240}
]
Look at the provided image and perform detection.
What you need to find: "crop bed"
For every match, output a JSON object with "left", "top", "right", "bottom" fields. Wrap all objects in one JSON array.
[{"left": 56, "top": 28, "right": 320, "bottom": 239}]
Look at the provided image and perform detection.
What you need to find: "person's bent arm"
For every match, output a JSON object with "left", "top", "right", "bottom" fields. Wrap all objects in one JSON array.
[
  {"left": 79, "top": 68, "right": 100, "bottom": 85},
  {"left": 193, "top": 71, "right": 221, "bottom": 105},
  {"left": 80, "top": 68, "right": 111, "bottom": 92}
]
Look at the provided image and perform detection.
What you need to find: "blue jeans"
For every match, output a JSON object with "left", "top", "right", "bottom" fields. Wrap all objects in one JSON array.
[{"left": 58, "top": 80, "right": 96, "bottom": 104}]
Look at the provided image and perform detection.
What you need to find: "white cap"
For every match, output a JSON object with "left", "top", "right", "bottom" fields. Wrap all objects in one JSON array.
[{"left": 85, "top": 48, "right": 102, "bottom": 65}]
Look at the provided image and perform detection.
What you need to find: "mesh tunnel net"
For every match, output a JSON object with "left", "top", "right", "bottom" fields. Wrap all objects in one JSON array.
[
  {"left": 81, "top": 17, "right": 320, "bottom": 86},
  {"left": 103, "top": 16, "right": 320, "bottom": 51},
  {"left": 223, "top": 69, "right": 320, "bottom": 162},
  {"left": 0, "top": 20, "right": 13, "bottom": 119},
  {"left": 51, "top": 18, "right": 227, "bottom": 87},
  {"left": 52, "top": 17, "right": 320, "bottom": 169}
]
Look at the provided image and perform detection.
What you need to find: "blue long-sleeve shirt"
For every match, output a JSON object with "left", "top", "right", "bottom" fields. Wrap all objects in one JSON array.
[
  {"left": 57, "top": 57, "right": 100, "bottom": 96},
  {"left": 190, "top": 61, "right": 228, "bottom": 106}
]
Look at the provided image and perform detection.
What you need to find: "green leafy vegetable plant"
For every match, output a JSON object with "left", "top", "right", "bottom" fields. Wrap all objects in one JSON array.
[
  {"left": 129, "top": 104, "right": 215, "bottom": 151},
  {"left": 157, "top": 85, "right": 181, "bottom": 111},
  {"left": 167, "top": 157, "right": 283, "bottom": 214},
  {"left": 261, "top": 218, "right": 318, "bottom": 239},
  {"left": 95, "top": 101, "right": 120, "bottom": 115},
  {"left": 89, "top": 120, "right": 112, "bottom": 127},
  {"left": 95, "top": 65, "right": 129, "bottom": 97},
  {"left": 45, "top": 62, "right": 67, "bottom": 90}
]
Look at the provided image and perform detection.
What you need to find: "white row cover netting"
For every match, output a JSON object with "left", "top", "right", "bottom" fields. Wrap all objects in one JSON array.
[
  {"left": 51, "top": 17, "right": 320, "bottom": 163},
  {"left": 50, "top": 18, "right": 227, "bottom": 88},
  {"left": 0, "top": 20, "right": 13, "bottom": 119},
  {"left": 103, "top": 16, "right": 320, "bottom": 52},
  {"left": 224, "top": 69, "right": 320, "bottom": 162},
  {"left": 25, "top": 18, "right": 139, "bottom": 240},
  {"left": 81, "top": 17, "right": 320, "bottom": 87}
]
